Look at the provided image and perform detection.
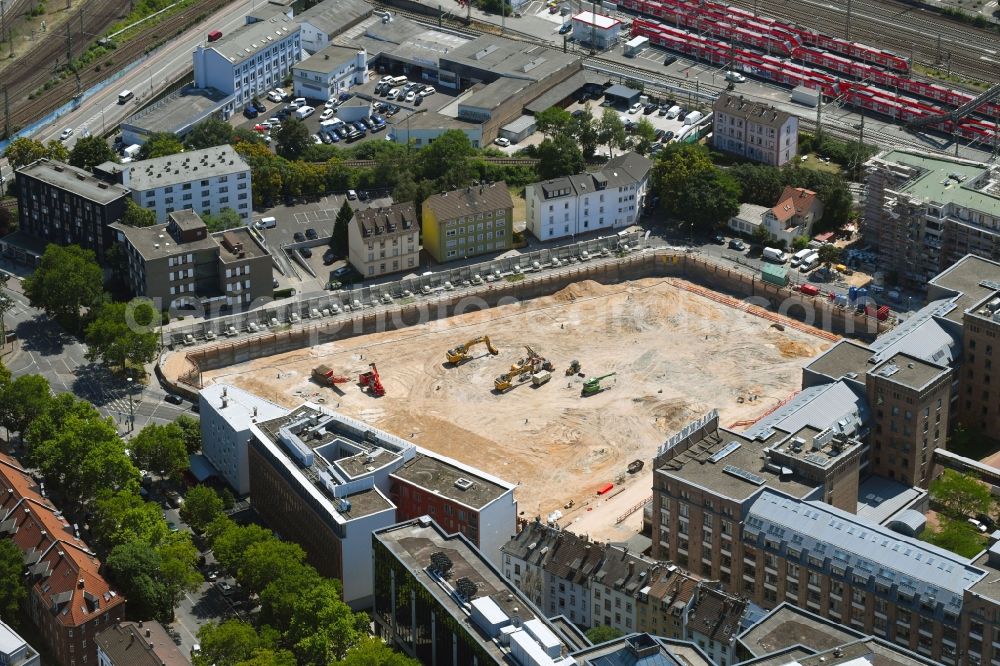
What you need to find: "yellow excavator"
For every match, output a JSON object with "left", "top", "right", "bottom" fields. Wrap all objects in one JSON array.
[
  {"left": 495, "top": 346, "right": 554, "bottom": 392},
  {"left": 446, "top": 335, "right": 499, "bottom": 365}
]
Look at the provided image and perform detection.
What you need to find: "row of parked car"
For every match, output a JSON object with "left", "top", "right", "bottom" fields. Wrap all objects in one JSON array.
[{"left": 374, "top": 76, "right": 436, "bottom": 105}]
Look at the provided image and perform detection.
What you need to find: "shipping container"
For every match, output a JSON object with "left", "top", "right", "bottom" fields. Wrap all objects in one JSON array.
[
  {"left": 761, "top": 263, "right": 788, "bottom": 287},
  {"left": 597, "top": 483, "right": 614, "bottom": 495}
]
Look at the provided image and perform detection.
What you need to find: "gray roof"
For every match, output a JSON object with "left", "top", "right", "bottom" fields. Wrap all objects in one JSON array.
[
  {"left": 297, "top": 0, "right": 370, "bottom": 37},
  {"left": 354, "top": 202, "right": 417, "bottom": 240},
  {"left": 16, "top": 159, "right": 130, "bottom": 205},
  {"left": 743, "top": 381, "right": 868, "bottom": 442},
  {"left": 604, "top": 151, "right": 653, "bottom": 183},
  {"left": 501, "top": 115, "right": 537, "bottom": 133},
  {"left": 868, "top": 352, "right": 949, "bottom": 391},
  {"left": 886, "top": 509, "right": 926, "bottom": 535},
  {"left": 216, "top": 227, "right": 271, "bottom": 261},
  {"left": 868, "top": 298, "right": 960, "bottom": 366},
  {"left": 604, "top": 84, "right": 641, "bottom": 99},
  {"left": 112, "top": 220, "right": 217, "bottom": 262},
  {"left": 570, "top": 633, "right": 710, "bottom": 666},
  {"left": 294, "top": 44, "right": 364, "bottom": 75},
  {"left": 460, "top": 78, "right": 533, "bottom": 114},
  {"left": 736, "top": 603, "right": 866, "bottom": 658},
  {"left": 208, "top": 14, "right": 299, "bottom": 63},
  {"left": 390, "top": 453, "right": 512, "bottom": 510},
  {"left": 534, "top": 152, "right": 651, "bottom": 200},
  {"left": 441, "top": 36, "right": 579, "bottom": 82},
  {"left": 123, "top": 145, "right": 249, "bottom": 191},
  {"left": 524, "top": 70, "right": 608, "bottom": 115},
  {"left": 746, "top": 489, "right": 985, "bottom": 613},
  {"left": 805, "top": 340, "right": 873, "bottom": 383},
  {"left": 122, "top": 87, "right": 231, "bottom": 137},
  {"left": 423, "top": 182, "right": 513, "bottom": 222},
  {"left": 346, "top": 16, "right": 467, "bottom": 66},
  {"left": 94, "top": 622, "right": 189, "bottom": 666},
  {"left": 713, "top": 92, "right": 791, "bottom": 128},
  {"left": 927, "top": 253, "right": 1000, "bottom": 322}
]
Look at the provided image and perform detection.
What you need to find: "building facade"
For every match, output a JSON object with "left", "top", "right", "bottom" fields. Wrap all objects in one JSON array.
[
  {"left": 571, "top": 12, "right": 622, "bottom": 50},
  {"left": 292, "top": 45, "right": 367, "bottom": 101},
  {"left": 113, "top": 210, "right": 273, "bottom": 311},
  {"left": 421, "top": 182, "right": 514, "bottom": 262},
  {"left": 712, "top": 93, "right": 798, "bottom": 166},
  {"left": 95, "top": 621, "right": 189, "bottom": 666},
  {"left": 347, "top": 202, "right": 419, "bottom": 278},
  {"left": 193, "top": 15, "right": 301, "bottom": 114},
  {"left": 525, "top": 152, "right": 652, "bottom": 241},
  {"left": 15, "top": 159, "right": 130, "bottom": 264},
  {"left": 296, "top": 0, "right": 371, "bottom": 54},
  {"left": 116, "top": 145, "right": 252, "bottom": 224},
  {"left": 761, "top": 186, "right": 824, "bottom": 245}
]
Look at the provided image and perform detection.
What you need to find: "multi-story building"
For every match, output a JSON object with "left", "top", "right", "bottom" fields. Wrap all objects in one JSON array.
[
  {"left": 761, "top": 186, "right": 824, "bottom": 245},
  {"left": 239, "top": 396, "right": 516, "bottom": 607},
  {"left": 0, "top": 454, "right": 125, "bottom": 666},
  {"left": 524, "top": 152, "right": 652, "bottom": 241},
  {"left": 95, "top": 621, "right": 189, "bottom": 666},
  {"left": 373, "top": 517, "right": 582, "bottom": 666},
  {"left": 421, "top": 182, "right": 514, "bottom": 262},
  {"left": 193, "top": 14, "right": 301, "bottom": 114},
  {"left": 863, "top": 150, "right": 1000, "bottom": 289},
  {"left": 114, "top": 145, "right": 252, "bottom": 224},
  {"left": 0, "top": 621, "right": 40, "bottom": 666},
  {"left": 292, "top": 45, "right": 367, "bottom": 101},
  {"left": 347, "top": 202, "right": 420, "bottom": 278},
  {"left": 569, "top": 633, "right": 711, "bottom": 666},
  {"left": 15, "top": 159, "right": 130, "bottom": 264},
  {"left": 712, "top": 93, "right": 798, "bottom": 166},
  {"left": 112, "top": 210, "right": 273, "bottom": 311},
  {"left": 198, "top": 384, "right": 289, "bottom": 495},
  {"left": 684, "top": 584, "right": 747, "bottom": 666},
  {"left": 635, "top": 564, "right": 699, "bottom": 640},
  {"left": 296, "top": 0, "right": 371, "bottom": 54}
]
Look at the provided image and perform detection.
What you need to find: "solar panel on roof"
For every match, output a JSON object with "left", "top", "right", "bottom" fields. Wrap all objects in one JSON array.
[
  {"left": 723, "top": 465, "right": 765, "bottom": 486},
  {"left": 709, "top": 441, "right": 742, "bottom": 463}
]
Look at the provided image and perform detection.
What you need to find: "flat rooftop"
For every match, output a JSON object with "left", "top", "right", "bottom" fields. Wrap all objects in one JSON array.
[
  {"left": 737, "top": 604, "right": 865, "bottom": 658},
  {"left": 572, "top": 11, "right": 621, "bottom": 29},
  {"left": 296, "top": 0, "right": 370, "bottom": 36},
  {"left": 869, "top": 352, "right": 948, "bottom": 391},
  {"left": 795, "top": 638, "right": 937, "bottom": 666},
  {"left": 124, "top": 145, "right": 249, "bottom": 191},
  {"left": 391, "top": 453, "right": 511, "bottom": 510},
  {"left": 209, "top": 13, "right": 298, "bottom": 63},
  {"left": 929, "top": 253, "right": 1000, "bottom": 323},
  {"left": 882, "top": 150, "right": 1000, "bottom": 219},
  {"left": 199, "top": 384, "right": 288, "bottom": 431},
  {"left": 114, "top": 221, "right": 218, "bottom": 261},
  {"left": 805, "top": 340, "right": 873, "bottom": 383},
  {"left": 123, "top": 87, "right": 230, "bottom": 136},
  {"left": 967, "top": 550, "right": 1000, "bottom": 602},
  {"left": 441, "top": 36, "right": 579, "bottom": 82},
  {"left": 570, "top": 633, "right": 710, "bottom": 666},
  {"left": 295, "top": 45, "right": 364, "bottom": 74},
  {"left": 855, "top": 475, "right": 924, "bottom": 525},
  {"left": 17, "top": 160, "right": 130, "bottom": 204},
  {"left": 216, "top": 227, "right": 270, "bottom": 261}
]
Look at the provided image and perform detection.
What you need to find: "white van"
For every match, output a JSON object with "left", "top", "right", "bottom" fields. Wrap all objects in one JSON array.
[
  {"left": 666, "top": 105, "right": 681, "bottom": 119},
  {"left": 683, "top": 110, "right": 704, "bottom": 126},
  {"left": 388, "top": 75, "right": 408, "bottom": 86},
  {"left": 122, "top": 144, "right": 141, "bottom": 159},
  {"left": 799, "top": 252, "right": 820, "bottom": 272},
  {"left": 256, "top": 216, "right": 277, "bottom": 229},
  {"left": 762, "top": 247, "right": 787, "bottom": 264},
  {"left": 789, "top": 248, "right": 812, "bottom": 267},
  {"left": 118, "top": 89, "right": 134, "bottom": 104},
  {"left": 295, "top": 105, "right": 315, "bottom": 120}
]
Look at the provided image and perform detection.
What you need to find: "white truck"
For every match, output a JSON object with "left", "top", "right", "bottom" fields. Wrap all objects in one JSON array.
[
  {"left": 789, "top": 248, "right": 812, "bottom": 267},
  {"left": 762, "top": 247, "right": 787, "bottom": 264},
  {"left": 122, "top": 144, "right": 141, "bottom": 160},
  {"left": 798, "top": 251, "right": 820, "bottom": 272}
]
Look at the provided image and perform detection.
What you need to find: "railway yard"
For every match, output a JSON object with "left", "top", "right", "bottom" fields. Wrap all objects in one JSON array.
[{"left": 165, "top": 278, "right": 833, "bottom": 537}]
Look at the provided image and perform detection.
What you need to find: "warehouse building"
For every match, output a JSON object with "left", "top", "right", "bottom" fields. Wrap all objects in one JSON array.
[
  {"left": 571, "top": 11, "right": 622, "bottom": 50},
  {"left": 292, "top": 45, "right": 368, "bottom": 101}
]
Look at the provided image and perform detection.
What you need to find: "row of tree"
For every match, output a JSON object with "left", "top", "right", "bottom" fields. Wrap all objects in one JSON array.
[{"left": 727, "top": 162, "right": 854, "bottom": 233}]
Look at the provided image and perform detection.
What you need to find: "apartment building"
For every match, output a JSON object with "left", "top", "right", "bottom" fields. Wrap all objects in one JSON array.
[
  {"left": 711, "top": 93, "right": 798, "bottom": 166},
  {"left": 114, "top": 145, "right": 252, "bottom": 224},
  {"left": 524, "top": 152, "right": 652, "bottom": 241},
  {"left": 241, "top": 398, "right": 515, "bottom": 607},
  {"left": 421, "top": 182, "right": 514, "bottom": 262},
  {"left": 761, "top": 186, "right": 824, "bottom": 245},
  {"left": 292, "top": 45, "right": 367, "bottom": 101},
  {"left": 863, "top": 150, "right": 1000, "bottom": 289},
  {"left": 685, "top": 586, "right": 748, "bottom": 666},
  {"left": 193, "top": 14, "right": 301, "bottom": 114},
  {"left": 95, "top": 621, "right": 189, "bottom": 666},
  {"left": 0, "top": 621, "right": 40, "bottom": 666},
  {"left": 347, "top": 202, "right": 419, "bottom": 278},
  {"left": 112, "top": 210, "right": 272, "bottom": 311},
  {"left": 373, "top": 517, "right": 583, "bottom": 666},
  {"left": 15, "top": 159, "right": 130, "bottom": 264},
  {"left": 0, "top": 454, "right": 125, "bottom": 666}
]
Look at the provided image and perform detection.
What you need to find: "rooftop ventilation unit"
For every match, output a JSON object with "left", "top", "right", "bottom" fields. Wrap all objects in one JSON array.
[
  {"left": 336, "top": 498, "right": 351, "bottom": 513},
  {"left": 454, "top": 477, "right": 473, "bottom": 491}
]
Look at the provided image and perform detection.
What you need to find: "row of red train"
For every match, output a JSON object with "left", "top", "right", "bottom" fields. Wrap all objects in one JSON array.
[
  {"left": 619, "top": 0, "right": 1000, "bottom": 118},
  {"left": 630, "top": 19, "right": 999, "bottom": 143}
]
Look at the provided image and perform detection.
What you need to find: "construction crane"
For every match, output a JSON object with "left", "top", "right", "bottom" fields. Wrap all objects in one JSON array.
[
  {"left": 581, "top": 372, "right": 616, "bottom": 397},
  {"left": 446, "top": 335, "right": 499, "bottom": 365},
  {"left": 359, "top": 363, "right": 385, "bottom": 397}
]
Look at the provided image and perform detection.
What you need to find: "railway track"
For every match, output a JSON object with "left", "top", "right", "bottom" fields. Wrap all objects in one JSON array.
[{"left": 7, "top": 0, "right": 231, "bottom": 130}]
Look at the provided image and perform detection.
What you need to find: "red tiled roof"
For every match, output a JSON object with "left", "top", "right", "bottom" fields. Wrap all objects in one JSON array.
[{"left": 773, "top": 186, "right": 818, "bottom": 218}]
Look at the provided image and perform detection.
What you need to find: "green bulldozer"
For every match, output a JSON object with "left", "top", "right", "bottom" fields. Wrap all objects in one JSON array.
[{"left": 581, "top": 372, "right": 616, "bottom": 397}]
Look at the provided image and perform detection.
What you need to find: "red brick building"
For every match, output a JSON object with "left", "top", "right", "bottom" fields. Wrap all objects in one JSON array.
[{"left": 0, "top": 454, "right": 125, "bottom": 666}]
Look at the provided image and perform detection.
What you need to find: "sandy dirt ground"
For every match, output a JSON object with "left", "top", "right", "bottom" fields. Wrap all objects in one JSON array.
[{"left": 175, "top": 278, "right": 833, "bottom": 541}]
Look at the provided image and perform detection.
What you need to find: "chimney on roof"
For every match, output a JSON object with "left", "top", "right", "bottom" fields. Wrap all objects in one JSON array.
[
  {"left": 78, "top": 578, "right": 85, "bottom": 589},
  {"left": 628, "top": 561, "right": 634, "bottom": 576},
  {"left": 146, "top": 629, "right": 151, "bottom": 638}
]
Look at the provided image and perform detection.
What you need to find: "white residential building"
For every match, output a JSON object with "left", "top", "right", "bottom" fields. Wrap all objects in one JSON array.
[
  {"left": 293, "top": 45, "right": 367, "bottom": 100},
  {"left": 0, "top": 622, "right": 39, "bottom": 666},
  {"left": 712, "top": 92, "right": 798, "bottom": 166},
  {"left": 525, "top": 152, "right": 652, "bottom": 241},
  {"left": 198, "top": 384, "right": 289, "bottom": 495},
  {"left": 296, "top": 0, "right": 372, "bottom": 54},
  {"left": 120, "top": 145, "right": 253, "bottom": 224},
  {"left": 193, "top": 14, "right": 301, "bottom": 114}
]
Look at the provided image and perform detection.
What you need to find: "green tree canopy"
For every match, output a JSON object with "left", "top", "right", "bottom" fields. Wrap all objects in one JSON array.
[
  {"left": 817, "top": 243, "right": 841, "bottom": 267},
  {"left": 632, "top": 118, "right": 658, "bottom": 155},
  {"left": 196, "top": 621, "right": 267, "bottom": 666},
  {"left": 174, "top": 414, "right": 203, "bottom": 454},
  {"left": 597, "top": 109, "right": 627, "bottom": 158},
  {"left": 3, "top": 137, "right": 50, "bottom": 168},
  {"left": 330, "top": 199, "right": 352, "bottom": 257},
  {"left": 286, "top": 579, "right": 368, "bottom": 664},
  {"left": 186, "top": 117, "right": 237, "bottom": 150},
  {"left": 534, "top": 107, "right": 574, "bottom": 137},
  {"left": 236, "top": 540, "right": 307, "bottom": 596},
  {"left": 340, "top": 636, "right": 421, "bottom": 665},
  {"left": 23, "top": 244, "right": 104, "bottom": 331},
  {"left": 106, "top": 542, "right": 172, "bottom": 621},
  {"left": 922, "top": 517, "right": 987, "bottom": 558},
  {"left": 0, "top": 540, "right": 26, "bottom": 628},
  {"left": 209, "top": 519, "right": 276, "bottom": 573},
  {"left": 69, "top": 135, "right": 118, "bottom": 171},
  {"left": 46, "top": 140, "right": 70, "bottom": 163},
  {"left": 1, "top": 374, "right": 51, "bottom": 441},
  {"left": 201, "top": 208, "right": 244, "bottom": 232},
  {"left": 138, "top": 133, "right": 184, "bottom": 160},
  {"left": 536, "top": 134, "right": 584, "bottom": 180},
  {"left": 276, "top": 119, "right": 311, "bottom": 160},
  {"left": 180, "top": 485, "right": 225, "bottom": 533},
  {"left": 130, "top": 422, "right": 189, "bottom": 479},
  {"left": 91, "top": 489, "right": 170, "bottom": 550},
  {"left": 123, "top": 199, "right": 157, "bottom": 228},
  {"left": 84, "top": 300, "right": 158, "bottom": 373},
  {"left": 158, "top": 536, "right": 204, "bottom": 613},
  {"left": 930, "top": 470, "right": 992, "bottom": 518},
  {"left": 585, "top": 625, "right": 624, "bottom": 644},
  {"left": 419, "top": 130, "right": 476, "bottom": 190},
  {"left": 652, "top": 144, "right": 740, "bottom": 230},
  {"left": 572, "top": 105, "right": 599, "bottom": 160}
]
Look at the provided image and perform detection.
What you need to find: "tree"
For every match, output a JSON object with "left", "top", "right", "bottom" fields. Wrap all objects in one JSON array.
[
  {"left": 209, "top": 519, "right": 275, "bottom": 573},
  {"left": 122, "top": 199, "right": 157, "bottom": 228},
  {"left": 174, "top": 414, "right": 202, "bottom": 454},
  {"left": 922, "top": 517, "right": 986, "bottom": 558},
  {"left": 233, "top": 650, "right": 297, "bottom": 666},
  {"left": 0, "top": 374, "right": 51, "bottom": 441},
  {"left": 597, "top": 109, "right": 626, "bottom": 158},
  {"left": 3, "top": 137, "right": 49, "bottom": 168},
  {"left": 0, "top": 540, "right": 26, "bottom": 628},
  {"left": 286, "top": 579, "right": 368, "bottom": 664},
  {"left": 196, "top": 621, "right": 265, "bottom": 666},
  {"left": 340, "top": 637, "right": 421, "bottom": 666},
  {"left": 817, "top": 243, "right": 841, "bottom": 268},
  {"left": 535, "top": 134, "right": 584, "bottom": 180},
  {"left": 138, "top": 133, "right": 184, "bottom": 160},
  {"left": 330, "top": 199, "right": 352, "bottom": 257},
  {"left": 237, "top": 540, "right": 306, "bottom": 596},
  {"left": 91, "top": 489, "right": 169, "bottom": 550},
  {"left": 419, "top": 130, "right": 476, "bottom": 190},
  {"left": 85, "top": 300, "right": 158, "bottom": 372},
  {"left": 679, "top": 169, "right": 740, "bottom": 230},
  {"left": 201, "top": 208, "right": 243, "bottom": 232},
  {"left": 106, "top": 542, "right": 172, "bottom": 621},
  {"left": 572, "top": 105, "right": 599, "bottom": 160},
  {"left": 157, "top": 536, "right": 204, "bottom": 613},
  {"left": 585, "top": 625, "right": 624, "bottom": 644},
  {"left": 23, "top": 244, "right": 103, "bottom": 331},
  {"left": 180, "top": 485, "right": 225, "bottom": 533},
  {"left": 46, "top": 140, "right": 70, "bottom": 163},
  {"left": 69, "top": 135, "right": 118, "bottom": 171},
  {"left": 534, "top": 107, "right": 574, "bottom": 138},
  {"left": 130, "top": 422, "right": 189, "bottom": 479},
  {"left": 275, "top": 119, "right": 311, "bottom": 160},
  {"left": 633, "top": 117, "right": 658, "bottom": 155},
  {"left": 930, "top": 470, "right": 992, "bottom": 518},
  {"left": 185, "top": 118, "right": 236, "bottom": 150},
  {"left": 791, "top": 236, "right": 810, "bottom": 251}
]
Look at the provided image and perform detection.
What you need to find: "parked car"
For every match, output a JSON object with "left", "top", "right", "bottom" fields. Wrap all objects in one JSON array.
[
  {"left": 323, "top": 249, "right": 337, "bottom": 265},
  {"left": 712, "top": 234, "right": 726, "bottom": 244},
  {"left": 658, "top": 105, "right": 669, "bottom": 116},
  {"left": 333, "top": 265, "right": 353, "bottom": 278},
  {"left": 290, "top": 97, "right": 307, "bottom": 109},
  {"left": 725, "top": 71, "right": 747, "bottom": 83},
  {"left": 628, "top": 102, "right": 642, "bottom": 114},
  {"left": 300, "top": 247, "right": 313, "bottom": 258},
  {"left": 559, "top": 22, "right": 572, "bottom": 34},
  {"left": 662, "top": 130, "right": 674, "bottom": 142},
  {"left": 494, "top": 137, "right": 511, "bottom": 147},
  {"left": 664, "top": 55, "right": 677, "bottom": 65},
  {"left": 320, "top": 108, "right": 335, "bottom": 121},
  {"left": 252, "top": 99, "right": 266, "bottom": 112},
  {"left": 243, "top": 107, "right": 258, "bottom": 119},
  {"left": 293, "top": 232, "right": 306, "bottom": 242},
  {"left": 311, "top": 134, "right": 322, "bottom": 144},
  {"left": 420, "top": 85, "right": 435, "bottom": 97},
  {"left": 643, "top": 103, "right": 657, "bottom": 115},
  {"left": 404, "top": 91, "right": 416, "bottom": 102},
  {"left": 306, "top": 228, "right": 318, "bottom": 240},
  {"left": 347, "top": 189, "right": 358, "bottom": 200},
  {"left": 387, "top": 88, "right": 401, "bottom": 100},
  {"left": 728, "top": 239, "right": 747, "bottom": 251},
  {"left": 339, "top": 92, "right": 352, "bottom": 101},
  {"left": 165, "top": 393, "right": 184, "bottom": 405},
  {"left": 216, "top": 581, "right": 233, "bottom": 595}
]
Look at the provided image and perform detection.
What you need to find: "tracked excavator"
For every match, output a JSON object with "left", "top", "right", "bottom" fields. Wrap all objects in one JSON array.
[
  {"left": 494, "top": 345, "right": 555, "bottom": 392},
  {"left": 446, "top": 335, "right": 499, "bottom": 365}
]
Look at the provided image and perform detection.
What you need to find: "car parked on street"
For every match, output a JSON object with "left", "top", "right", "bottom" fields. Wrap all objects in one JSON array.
[{"left": 628, "top": 102, "right": 642, "bottom": 114}]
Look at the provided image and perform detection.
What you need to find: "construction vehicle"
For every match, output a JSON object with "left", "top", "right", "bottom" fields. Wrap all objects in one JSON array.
[
  {"left": 627, "top": 460, "right": 644, "bottom": 474},
  {"left": 495, "top": 346, "right": 556, "bottom": 392},
  {"left": 312, "top": 365, "right": 350, "bottom": 386},
  {"left": 581, "top": 372, "right": 616, "bottom": 397},
  {"left": 521, "top": 345, "right": 555, "bottom": 372},
  {"left": 565, "top": 360, "right": 581, "bottom": 376},
  {"left": 358, "top": 363, "right": 385, "bottom": 397},
  {"left": 446, "top": 335, "right": 499, "bottom": 365},
  {"left": 531, "top": 370, "right": 552, "bottom": 386}
]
